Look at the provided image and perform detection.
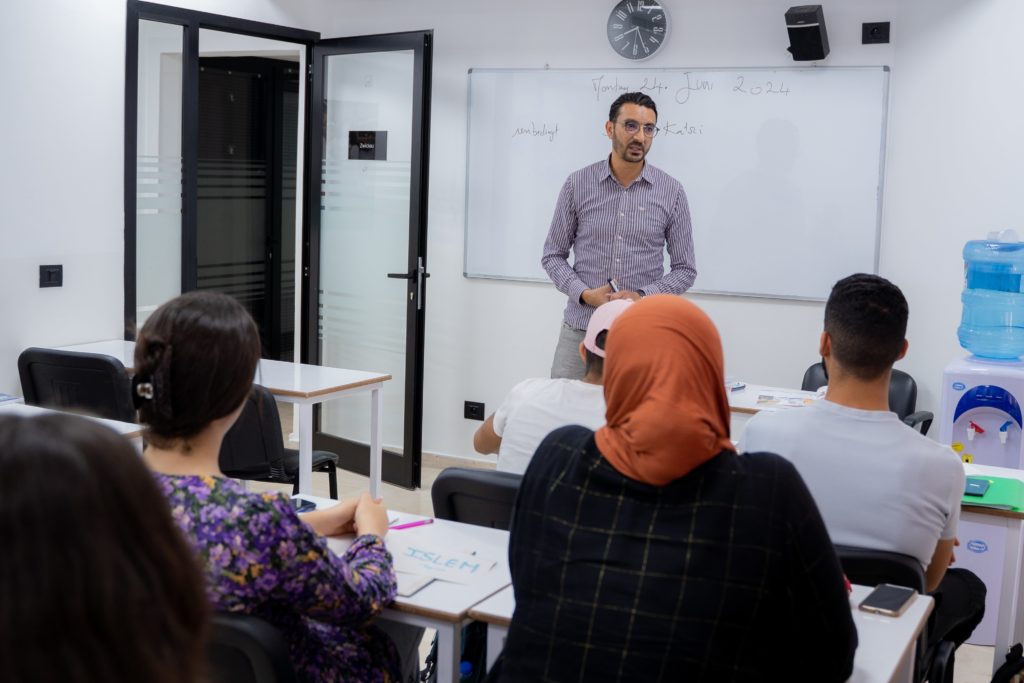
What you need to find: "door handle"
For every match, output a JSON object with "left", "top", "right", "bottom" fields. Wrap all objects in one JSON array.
[{"left": 386, "top": 271, "right": 414, "bottom": 279}]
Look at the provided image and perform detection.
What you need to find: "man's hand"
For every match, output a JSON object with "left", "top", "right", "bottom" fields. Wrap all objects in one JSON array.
[
  {"left": 581, "top": 284, "right": 613, "bottom": 307},
  {"left": 610, "top": 290, "right": 642, "bottom": 302},
  {"left": 951, "top": 537, "right": 960, "bottom": 565}
]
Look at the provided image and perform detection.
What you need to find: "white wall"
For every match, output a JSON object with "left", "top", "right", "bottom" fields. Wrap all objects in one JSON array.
[
  {"left": 5, "top": 0, "right": 1022, "bottom": 465},
  {"left": 0, "top": 0, "right": 317, "bottom": 395}
]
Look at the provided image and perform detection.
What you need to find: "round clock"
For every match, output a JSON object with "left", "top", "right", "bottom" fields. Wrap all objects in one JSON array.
[{"left": 607, "top": 1, "right": 670, "bottom": 61}]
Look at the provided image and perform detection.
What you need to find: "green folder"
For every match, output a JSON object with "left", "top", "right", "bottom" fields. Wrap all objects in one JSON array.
[{"left": 962, "top": 476, "right": 1024, "bottom": 511}]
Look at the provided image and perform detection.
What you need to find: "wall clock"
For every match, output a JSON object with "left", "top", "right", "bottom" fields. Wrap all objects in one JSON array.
[{"left": 607, "top": 1, "right": 670, "bottom": 61}]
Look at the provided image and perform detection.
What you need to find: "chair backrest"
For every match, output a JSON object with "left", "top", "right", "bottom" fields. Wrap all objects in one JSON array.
[
  {"left": 207, "top": 613, "right": 296, "bottom": 683},
  {"left": 834, "top": 544, "right": 925, "bottom": 591},
  {"left": 18, "top": 347, "right": 135, "bottom": 423},
  {"left": 219, "top": 385, "right": 286, "bottom": 479},
  {"left": 800, "top": 362, "right": 919, "bottom": 420},
  {"left": 431, "top": 467, "right": 523, "bottom": 530}
]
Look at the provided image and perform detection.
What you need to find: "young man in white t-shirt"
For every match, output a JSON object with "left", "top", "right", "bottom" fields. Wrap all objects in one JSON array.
[
  {"left": 743, "top": 273, "right": 984, "bottom": 648},
  {"left": 474, "top": 300, "right": 632, "bottom": 474}
]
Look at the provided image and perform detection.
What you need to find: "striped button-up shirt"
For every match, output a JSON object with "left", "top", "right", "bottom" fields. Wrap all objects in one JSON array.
[{"left": 541, "top": 157, "right": 697, "bottom": 330}]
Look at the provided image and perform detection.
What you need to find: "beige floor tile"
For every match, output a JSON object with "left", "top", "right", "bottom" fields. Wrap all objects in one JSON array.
[{"left": 954, "top": 644, "right": 994, "bottom": 683}]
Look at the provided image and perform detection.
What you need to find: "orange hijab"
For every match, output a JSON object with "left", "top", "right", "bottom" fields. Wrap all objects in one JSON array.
[{"left": 595, "top": 296, "right": 735, "bottom": 486}]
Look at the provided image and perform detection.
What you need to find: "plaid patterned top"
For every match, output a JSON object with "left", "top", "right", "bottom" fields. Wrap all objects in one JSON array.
[
  {"left": 495, "top": 426, "right": 857, "bottom": 682},
  {"left": 541, "top": 158, "right": 697, "bottom": 330}
]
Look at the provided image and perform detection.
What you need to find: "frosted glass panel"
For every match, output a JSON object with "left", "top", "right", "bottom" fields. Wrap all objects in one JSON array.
[
  {"left": 136, "top": 20, "right": 183, "bottom": 327},
  {"left": 320, "top": 51, "right": 414, "bottom": 451}
]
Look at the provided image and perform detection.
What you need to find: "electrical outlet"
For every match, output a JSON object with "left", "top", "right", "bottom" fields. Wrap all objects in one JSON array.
[
  {"left": 39, "top": 264, "right": 63, "bottom": 288},
  {"left": 464, "top": 400, "right": 485, "bottom": 421},
  {"left": 862, "top": 22, "right": 890, "bottom": 45}
]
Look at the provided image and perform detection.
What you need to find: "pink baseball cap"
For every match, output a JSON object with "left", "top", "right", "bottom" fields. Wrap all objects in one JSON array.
[{"left": 584, "top": 299, "right": 634, "bottom": 357}]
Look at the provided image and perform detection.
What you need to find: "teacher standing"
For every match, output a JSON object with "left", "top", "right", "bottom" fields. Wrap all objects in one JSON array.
[{"left": 542, "top": 92, "right": 697, "bottom": 379}]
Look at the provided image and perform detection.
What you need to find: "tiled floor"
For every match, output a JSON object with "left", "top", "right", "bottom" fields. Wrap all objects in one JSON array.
[{"left": 266, "top": 404, "right": 997, "bottom": 683}]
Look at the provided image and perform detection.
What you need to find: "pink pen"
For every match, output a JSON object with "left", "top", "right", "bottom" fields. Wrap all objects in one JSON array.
[{"left": 389, "top": 518, "right": 435, "bottom": 530}]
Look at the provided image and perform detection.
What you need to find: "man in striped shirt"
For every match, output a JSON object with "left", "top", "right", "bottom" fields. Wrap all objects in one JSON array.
[{"left": 541, "top": 91, "right": 697, "bottom": 379}]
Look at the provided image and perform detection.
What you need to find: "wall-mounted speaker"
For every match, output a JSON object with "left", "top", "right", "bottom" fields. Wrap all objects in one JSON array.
[{"left": 786, "top": 5, "right": 830, "bottom": 61}]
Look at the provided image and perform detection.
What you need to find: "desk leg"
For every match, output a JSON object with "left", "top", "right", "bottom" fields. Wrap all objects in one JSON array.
[
  {"left": 297, "top": 403, "right": 313, "bottom": 495},
  {"left": 435, "top": 622, "right": 462, "bottom": 683},
  {"left": 993, "top": 517, "right": 1024, "bottom": 674},
  {"left": 485, "top": 624, "right": 507, "bottom": 672},
  {"left": 370, "top": 385, "right": 383, "bottom": 500}
]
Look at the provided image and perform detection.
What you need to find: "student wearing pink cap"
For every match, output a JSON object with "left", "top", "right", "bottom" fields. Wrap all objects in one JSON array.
[{"left": 474, "top": 300, "right": 633, "bottom": 474}]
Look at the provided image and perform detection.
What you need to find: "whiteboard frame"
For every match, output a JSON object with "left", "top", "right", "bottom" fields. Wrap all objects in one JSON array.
[{"left": 462, "top": 66, "right": 890, "bottom": 302}]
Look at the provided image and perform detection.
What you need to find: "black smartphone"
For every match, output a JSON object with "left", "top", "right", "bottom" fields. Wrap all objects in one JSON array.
[
  {"left": 858, "top": 584, "right": 917, "bottom": 617},
  {"left": 292, "top": 498, "right": 316, "bottom": 514}
]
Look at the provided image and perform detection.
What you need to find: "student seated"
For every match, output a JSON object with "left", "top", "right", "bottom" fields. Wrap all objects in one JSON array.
[
  {"left": 474, "top": 300, "right": 632, "bottom": 473},
  {"left": 0, "top": 413, "right": 208, "bottom": 683},
  {"left": 134, "top": 291, "right": 421, "bottom": 683},
  {"left": 492, "top": 296, "right": 857, "bottom": 682},
  {"left": 743, "top": 274, "right": 985, "bottom": 648}
]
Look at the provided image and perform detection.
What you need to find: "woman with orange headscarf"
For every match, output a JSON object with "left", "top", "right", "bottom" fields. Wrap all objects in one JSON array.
[{"left": 491, "top": 296, "right": 857, "bottom": 682}]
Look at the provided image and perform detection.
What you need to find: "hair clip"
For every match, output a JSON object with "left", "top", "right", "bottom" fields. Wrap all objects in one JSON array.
[{"left": 135, "top": 381, "right": 154, "bottom": 401}]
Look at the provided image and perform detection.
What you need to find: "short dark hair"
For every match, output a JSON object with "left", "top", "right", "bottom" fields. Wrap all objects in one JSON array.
[
  {"left": 609, "top": 92, "right": 658, "bottom": 122},
  {"left": 824, "top": 274, "right": 908, "bottom": 380},
  {"left": 0, "top": 414, "right": 209, "bottom": 683},
  {"left": 135, "top": 291, "right": 261, "bottom": 448},
  {"left": 584, "top": 330, "right": 608, "bottom": 377}
]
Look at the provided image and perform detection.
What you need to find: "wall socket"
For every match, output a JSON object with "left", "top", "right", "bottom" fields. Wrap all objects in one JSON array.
[
  {"left": 862, "top": 22, "right": 890, "bottom": 44},
  {"left": 39, "top": 264, "right": 63, "bottom": 288},
  {"left": 464, "top": 400, "right": 485, "bottom": 421}
]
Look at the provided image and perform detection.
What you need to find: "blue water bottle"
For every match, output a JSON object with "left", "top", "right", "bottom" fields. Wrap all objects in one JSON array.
[{"left": 958, "top": 230, "right": 1024, "bottom": 359}]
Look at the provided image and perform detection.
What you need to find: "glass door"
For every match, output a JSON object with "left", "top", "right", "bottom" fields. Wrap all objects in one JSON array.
[{"left": 307, "top": 31, "right": 432, "bottom": 489}]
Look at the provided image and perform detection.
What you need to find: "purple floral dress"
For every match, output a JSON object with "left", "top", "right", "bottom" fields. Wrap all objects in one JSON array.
[{"left": 156, "top": 474, "right": 401, "bottom": 682}]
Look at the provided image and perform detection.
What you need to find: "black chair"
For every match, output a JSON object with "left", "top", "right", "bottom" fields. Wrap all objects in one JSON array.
[
  {"left": 18, "top": 347, "right": 135, "bottom": 423},
  {"left": 220, "top": 385, "right": 339, "bottom": 499},
  {"left": 835, "top": 545, "right": 954, "bottom": 683},
  {"left": 801, "top": 362, "right": 934, "bottom": 435},
  {"left": 207, "top": 612, "right": 296, "bottom": 683},
  {"left": 431, "top": 467, "right": 523, "bottom": 530}
]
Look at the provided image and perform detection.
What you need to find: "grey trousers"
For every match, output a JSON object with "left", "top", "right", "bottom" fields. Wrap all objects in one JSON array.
[{"left": 550, "top": 322, "right": 587, "bottom": 380}]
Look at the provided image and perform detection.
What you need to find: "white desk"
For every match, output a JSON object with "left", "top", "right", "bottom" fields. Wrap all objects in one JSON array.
[
  {"left": 0, "top": 402, "right": 144, "bottom": 450},
  {"left": 849, "top": 585, "right": 934, "bottom": 683},
  {"left": 464, "top": 583, "right": 931, "bottom": 683},
  {"left": 54, "top": 340, "right": 391, "bottom": 498},
  {"left": 324, "top": 511, "right": 511, "bottom": 683},
  {"left": 728, "top": 383, "right": 822, "bottom": 441}
]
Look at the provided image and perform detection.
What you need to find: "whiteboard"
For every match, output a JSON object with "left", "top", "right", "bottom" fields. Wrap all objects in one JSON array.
[{"left": 464, "top": 67, "right": 889, "bottom": 300}]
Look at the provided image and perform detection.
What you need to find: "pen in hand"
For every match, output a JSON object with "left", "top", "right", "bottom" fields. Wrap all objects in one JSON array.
[{"left": 607, "top": 278, "right": 620, "bottom": 293}]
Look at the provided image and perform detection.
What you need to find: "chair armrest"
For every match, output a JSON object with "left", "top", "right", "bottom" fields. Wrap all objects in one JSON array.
[{"left": 903, "top": 410, "right": 934, "bottom": 436}]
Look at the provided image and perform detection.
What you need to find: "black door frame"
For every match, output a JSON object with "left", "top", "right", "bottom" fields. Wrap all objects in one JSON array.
[
  {"left": 306, "top": 31, "right": 433, "bottom": 490},
  {"left": 123, "top": 0, "right": 318, "bottom": 339}
]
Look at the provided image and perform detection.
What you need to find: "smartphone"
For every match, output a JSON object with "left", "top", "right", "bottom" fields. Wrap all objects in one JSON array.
[
  {"left": 858, "top": 584, "right": 917, "bottom": 617},
  {"left": 292, "top": 498, "right": 316, "bottom": 514}
]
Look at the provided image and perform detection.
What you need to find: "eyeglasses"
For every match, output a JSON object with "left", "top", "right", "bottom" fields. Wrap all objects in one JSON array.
[{"left": 619, "top": 119, "right": 659, "bottom": 138}]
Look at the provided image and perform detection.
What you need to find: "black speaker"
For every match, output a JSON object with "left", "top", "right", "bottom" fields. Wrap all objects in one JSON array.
[{"left": 785, "top": 5, "right": 830, "bottom": 61}]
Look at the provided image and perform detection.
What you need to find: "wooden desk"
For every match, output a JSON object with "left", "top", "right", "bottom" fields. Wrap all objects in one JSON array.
[
  {"left": 958, "top": 462, "right": 1024, "bottom": 673},
  {"left": 0, "top": 402, "right": 143, "bottom": 450},
  {"left": 54, "top": 340, "right": 392, "bottom": 498},
  {"left": 323, "top": 510, "right": 511, "bottom": 683},
  {"left": 463, "top": 583, "right": 931, "bottom": 683}
]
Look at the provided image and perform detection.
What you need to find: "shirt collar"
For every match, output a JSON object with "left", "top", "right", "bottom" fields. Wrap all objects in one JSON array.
[{"left": 602, "top": 155, "right": 652, "bottom": 187}]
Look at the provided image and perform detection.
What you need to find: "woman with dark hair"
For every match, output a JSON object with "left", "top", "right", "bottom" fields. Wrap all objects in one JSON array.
[
  {"left": 492, "top": 296, "right": 857, "bottom": 682},
  {"left": 0, "top": 413, "right": 208, "bottom": 683},
  {"left": 135, "top": 290, "right": 412, "bottom": 682}
]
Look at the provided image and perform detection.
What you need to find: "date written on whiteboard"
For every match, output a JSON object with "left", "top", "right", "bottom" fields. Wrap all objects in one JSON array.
[{"left": 732, "top": 76, "right": 790, "bottom": 96}]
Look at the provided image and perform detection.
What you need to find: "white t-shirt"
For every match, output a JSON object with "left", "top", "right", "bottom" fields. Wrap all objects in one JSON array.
[
  {"left": 492, "top": 378, "right": 605, "bottom": 475},
  {"left": 741, "top": 399, "right": 965, "bottom": 570}
]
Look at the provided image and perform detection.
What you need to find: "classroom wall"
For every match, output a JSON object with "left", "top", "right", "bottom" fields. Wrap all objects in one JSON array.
[
  {"left": 314, "top": 0, "right": 1007, "bottom": 460},
  {"left": 0, "top": 0, "right": 317, "bottom": 396},
  {"left": 4, "top": 0, "right": 1021, "bottom": 464}
]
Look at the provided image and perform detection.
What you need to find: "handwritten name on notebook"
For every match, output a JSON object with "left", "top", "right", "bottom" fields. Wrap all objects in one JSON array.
[{"left": 389, "top": 537, "right": 498, "bottom": 585}]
